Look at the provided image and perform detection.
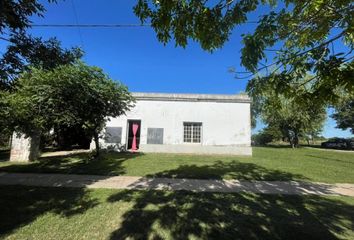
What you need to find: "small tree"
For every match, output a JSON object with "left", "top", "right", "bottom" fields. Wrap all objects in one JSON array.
[
  {"left": 8, "top": 62, "right": 134, "bottom": 158},
  {"left": 252, "top": 126, "right": 282, "bottom": 146},
  {"left": 248, "top": 76, "right": 327, "bottom": 148},
  {"left": 332, "top": 95, "right": 354, "bottom": 134}
]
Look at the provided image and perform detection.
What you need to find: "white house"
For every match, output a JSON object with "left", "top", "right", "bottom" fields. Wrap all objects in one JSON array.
[{"left": 96, "top": 92, "right": 252, "bottom": 155}]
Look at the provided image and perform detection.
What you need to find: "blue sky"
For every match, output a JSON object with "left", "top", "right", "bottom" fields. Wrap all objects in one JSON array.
[{"left": 0, "top": 0, "right": 352, "bottom": 138}]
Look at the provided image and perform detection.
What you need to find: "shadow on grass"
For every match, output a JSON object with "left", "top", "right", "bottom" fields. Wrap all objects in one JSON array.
[
  {"left": 260, "top": 144, "right": 294, "bottom": 149},
  {"left": 306, "top": 154, "right": 354, "bottom": 165},
  {"left": 0, "top": 185, "right": 98, "bottom": 236},
  {"left": 0, "top": 151, "right": 308, "bottom": 181},
  {"left": 106, "top": 162, "right": 354, "bottom": 239},
  {"left": 107, "top": 190, "right": 354, "bottom": 240},
  {"left": 0, "top": 152, "right": 143, "bottom": 176},
  {"left": 1, "top": 152, "right": 353, "bottom": 239},
  {"left": 308, "top": 145, "right": 354, "bottom": 151},
  {"left": 146, "top": 160, "right": 306, "bottom": 181}
]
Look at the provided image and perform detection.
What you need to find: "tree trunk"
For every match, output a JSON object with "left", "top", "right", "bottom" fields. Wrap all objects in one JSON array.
[
  {"left": 294, "top": 133, "right": 299, "bottom": 148},
  {"left": 8, "top": 134, "right": 12, "bottom": 148},
  {"left": 29, "top": 131, "right": 41, "bottom": 161},
  {"left": 288, "top": 131, "right": 299, "bottom": 148},
  {"left": 93, "top": 131, "right": 100, "bottom": 157}
]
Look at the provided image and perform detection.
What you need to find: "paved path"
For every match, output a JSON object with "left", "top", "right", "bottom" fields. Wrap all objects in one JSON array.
[
  {"left": 41, "top": 149, "right": 90, "bottom": 157},
  {"left": 0, "top": 172, "right": 353, "bottom": 196}
]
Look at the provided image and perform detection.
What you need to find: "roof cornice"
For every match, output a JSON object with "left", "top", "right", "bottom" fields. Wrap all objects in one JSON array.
[{"left": 132, "top": 92, "right": 251, "bottom": 103}]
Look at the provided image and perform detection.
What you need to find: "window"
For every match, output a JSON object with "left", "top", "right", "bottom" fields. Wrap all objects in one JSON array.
[
  {"left": 104, "top": 127, "right": 122, "bottom": 143},
  {"left": 183, "top": 122, "right": 202, "bottom": 143},
  {"left": 147, "top": 128, "right": 164, "bottom": 144}
]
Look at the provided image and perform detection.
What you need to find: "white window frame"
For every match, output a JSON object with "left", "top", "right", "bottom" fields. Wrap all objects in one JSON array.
[{"left": 183, "top": 122, "right": 202, "bottom": 143}]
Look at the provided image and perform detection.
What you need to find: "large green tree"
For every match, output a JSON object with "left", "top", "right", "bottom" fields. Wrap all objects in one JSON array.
[
  {"left": 0, "top": 35, "right": 82, "bottom": 146},
  {"left": 0, "top": 1, "right": 83, "bottom": 145},
  {"left": 7, "top": 63, "right": 135, "bottom": 157},
  {"left": 134, "top": 0, "right": 354, "bottom": 102}
]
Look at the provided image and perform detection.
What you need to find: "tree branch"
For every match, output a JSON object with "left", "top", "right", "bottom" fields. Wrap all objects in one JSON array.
[{"left": 235, "top": 31, "right": 347, "bottom": 79}]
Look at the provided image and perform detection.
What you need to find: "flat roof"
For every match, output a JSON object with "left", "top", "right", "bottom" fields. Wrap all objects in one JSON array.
[{"left": 132, "top": 92, "right": 251, "bottom": 103}]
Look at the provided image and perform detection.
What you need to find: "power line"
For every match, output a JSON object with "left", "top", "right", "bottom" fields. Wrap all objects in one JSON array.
[
  {"left": 29, "top": 21, "right": 258, "bottom": 28},
  {"left": 30, "top": 24, "right": 152, "bottom": 28},
  {"left": 70, "top": 0, "right": 84, "bottom": 48}
]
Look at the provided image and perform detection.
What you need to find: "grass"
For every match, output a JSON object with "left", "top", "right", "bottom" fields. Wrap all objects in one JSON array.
[
  {"left": 0, "top": 147, "right": 354, "bottom": 183},
  {"left": 0, "top": 185, "right": 353, "bottom": 240}
]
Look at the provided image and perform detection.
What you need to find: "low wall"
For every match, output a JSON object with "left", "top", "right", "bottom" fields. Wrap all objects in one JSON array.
[
  {"left": 139, "top": 144, "right": 252, "bottom": 156},
  {"left": 92, "top": 140, "right": 253, "bottom": 156},
  {"left": 10, "top": 132, "right": 40, "bottom": 162}
]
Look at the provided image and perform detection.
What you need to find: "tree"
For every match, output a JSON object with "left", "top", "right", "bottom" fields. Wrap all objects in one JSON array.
[
  {"left": 0, "top": 1, "right": 77, "bottom": 90},
  {"left": 0, "top": 0, "right": 56, "bottom": 34},
  {"left": 7, "top": 63, "right": 135, "bottom": 158},
  {"left": 0, "top": 91, "right": 11, "bottom": 143},
  {"left": 332, "top": 95, "right": 354, "bottom": 134},
  {"left": 134, "top": 0, "right": 354, "bottom": 102},
  {"left": 0, "top": 35, "right": 82, "bottom": 149},
  {"left": 0, "top": 1, "right": 82, "bottom": 146},
  {"left": 0, "top": 33, "right": 83, "bottom": 90},
  {"left": 252, "top": 126, "right": 282, "bottom": 146},
  {"left": 248, "top": 76, "right": 327, "bottom": 147}
]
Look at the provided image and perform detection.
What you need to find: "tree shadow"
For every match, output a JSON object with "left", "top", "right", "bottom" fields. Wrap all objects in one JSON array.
[
  {"left": 107, "top": 190, "right": 354, "bottom": 240},
  {"left": 0, "top": 152, "right": 143, "bottom": 176},
  {"left": 0, "top": 149, "right": 10, "bottom": 162},
  {"left": 146, "top": 160, "right": 306, "bottom": 181},
  {"left": 0, "top": 152, "right": 143, "bottom": 237},
  {"left": 306, "top": 154, "right": 354, "bottom": 165},
  {"left": 261, "top": 145, "right": 293, "bottom": 149},
  {"left": 0, "top": 185, "right": 98, "bottom": 236},
  {"left": 106, "top": 162, "right": 354, "bottom": 239},
  {"left": 308, "top": 145, "right": 353, "bottom": 151}
]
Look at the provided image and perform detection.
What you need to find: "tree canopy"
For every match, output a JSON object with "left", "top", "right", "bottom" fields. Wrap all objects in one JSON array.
[
  {"left": 0, "top": 1, "right": 83, "bottom": 143},
  {"left": 134, "top": 0, "right": 354, "bottom": 102},
  {"left": 0, "top": 34, "right": 82, "bottom": 90},
  {"left": 0, "top": 1, "right": 82, "bottom": 90},
  {"left": 7, "top": 63, "right": 135, "bottom": 155},
  {"left": 0, "top": 0, "right": 55, "bottom": 34}
]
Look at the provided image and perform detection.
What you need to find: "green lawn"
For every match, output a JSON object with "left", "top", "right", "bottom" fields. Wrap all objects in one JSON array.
[
  {"left": 0, "top": 147, "right": 354, "bottom": 183},
  {"left": 0, "top": 185, "right": 353, "bottom": 240}
]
